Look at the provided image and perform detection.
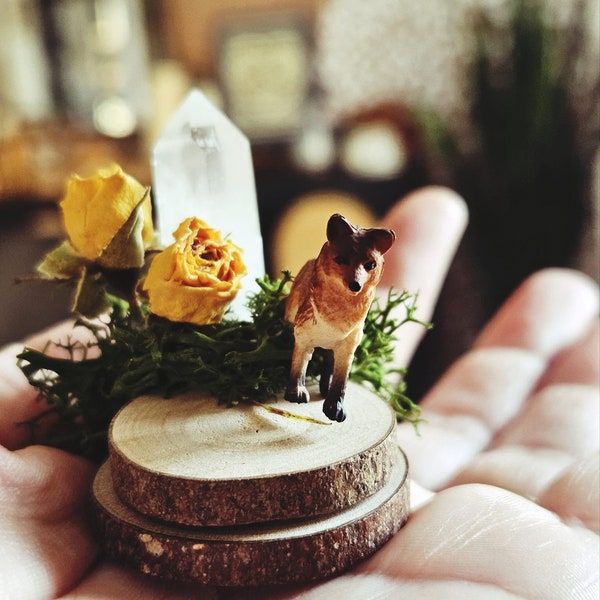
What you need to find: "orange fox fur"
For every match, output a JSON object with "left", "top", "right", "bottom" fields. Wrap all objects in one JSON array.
[{"left": 284, "top": 214, "right": 395, "bottom": 422}]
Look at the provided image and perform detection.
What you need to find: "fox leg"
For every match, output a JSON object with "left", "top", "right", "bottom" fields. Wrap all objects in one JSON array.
[
  {"left": 322, "top": 334, "right": 361, "bottom": 422},
  {"left": 323, "top": 328, "right": 364, "bottom": 422},
  {"left": 319, "top": 349, "right": 334, "bottom": 397},
  {"left": 322, "top": 356, "right": 351, "bottom": 422},
  {"left": 285, "top": 343, "right": 313, "bottom": 404}
]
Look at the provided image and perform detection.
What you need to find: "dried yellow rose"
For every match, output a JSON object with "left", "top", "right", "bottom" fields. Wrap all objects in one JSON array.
[
  {"left": 60, "top": 164, "right": 153, "bottom": 269},
  {"left": 143, "top": 217, "right": 246, "bottom": 325}
]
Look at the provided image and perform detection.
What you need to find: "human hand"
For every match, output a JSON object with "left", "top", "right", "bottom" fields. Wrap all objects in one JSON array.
[
  {"left": 1, "top": 187, "right": 597, "bottom": 599},
  {"left": 274, "top": 269, "right": 598, "bottom": 600}
]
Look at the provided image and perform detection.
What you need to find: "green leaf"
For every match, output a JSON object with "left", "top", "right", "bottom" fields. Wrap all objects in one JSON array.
[
  {"left": 36, "top": 241, "right": 87, "bottom": 280},
  {"left": 73, "top": 268, "right": 112, "bottom": 317},
  {"left": 96, "top": 188, "right": 150, "bottom": 269}
]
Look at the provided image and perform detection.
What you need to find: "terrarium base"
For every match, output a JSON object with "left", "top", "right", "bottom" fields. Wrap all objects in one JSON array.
[
  {"left": 107, "top": 382, "right": 401, "bottom": 526},
  {"left": 93, "top": 452, "right": 409, "bottom": 587},
  {"left": 92, "top": 383, "right": 410, "bottom": 586}
]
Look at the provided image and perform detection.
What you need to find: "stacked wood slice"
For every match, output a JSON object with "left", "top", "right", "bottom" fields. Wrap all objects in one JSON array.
[{"left": 92, "top": 381, "right": 409, "bottom": 587}]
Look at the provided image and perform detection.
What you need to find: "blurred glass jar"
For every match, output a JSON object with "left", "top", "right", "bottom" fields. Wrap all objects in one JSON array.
[
  {"left": 0, "top": 0, "right": 54, "bottom": 130},
  {"left": 51, "top": 0, "right": 151, "bottom": 138}
]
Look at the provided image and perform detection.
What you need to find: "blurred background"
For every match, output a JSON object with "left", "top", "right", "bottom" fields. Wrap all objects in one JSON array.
[{"left": 1, "top": 0, "right": 598, "bottom": 400}]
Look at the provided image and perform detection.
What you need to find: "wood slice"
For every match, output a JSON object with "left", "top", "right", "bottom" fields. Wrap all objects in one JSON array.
[
  {"left": 109, "top": 382, "right": 398, "bottom": 526},
  {"left": 92, "top": 449, "right": 409, "bottom": 587}
]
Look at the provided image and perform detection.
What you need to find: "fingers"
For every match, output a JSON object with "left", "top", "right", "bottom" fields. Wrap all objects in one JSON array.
[
  {"left": 0, "top": 329, "right": 99, "bottom": 599},
  {"left": 20, "top": 319, "right": 79, "bottom": 352},
  {"left": 358, "top": 484, "right": 599, "bottom": 600},
  {"left": 267, "top": 484, "right": 599, "bottom": 600},
  {"left": 379, "top": 186, "right": 468, "bottom": 367},
  {"left": 270, "top": 573, "right": 523, "bottom": 599},
  {"left": 396, "top": 347, "right": 544, "bottom": 489},
  {"left": 536, "top": 320, "right": 599, "bottom": 389},
  {"left": 539, "top": 453, "right": 600, "bottom": 534},
  {"left": 0, "top": 342, "right": 44, "bottom": 449},
  {"left": 492, "top": 384, "right": 599, "bottom": 455},
  {"left": 0, "top": 320, "right": 94, "bottom": 449},
  {"left": 60, "top": 561, "right": 204, "bottom": 600},
  {"left": 0, "top": 445, "right": 94, "bottom": 517},
  {"left": 449, "top": 383, "right": 599, "bottom": 499},
  {"left": 397, "top": 268, "right": 599, "bottom": 491},
  {"left": 474, "top": 269, "right": 599, "bottom": 356},
  {"left": 0, "top": 446, "right": 97, "bottom": 599}
]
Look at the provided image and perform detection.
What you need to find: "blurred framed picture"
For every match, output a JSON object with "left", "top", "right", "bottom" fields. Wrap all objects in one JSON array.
[{"left": 217, "top": 15, "right": 311, "bottom": 141}]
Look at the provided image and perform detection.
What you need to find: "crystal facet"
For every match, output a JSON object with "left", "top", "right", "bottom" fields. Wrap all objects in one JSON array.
[{"left": 152, "top": 90, "right": 265, "bottom": 318}]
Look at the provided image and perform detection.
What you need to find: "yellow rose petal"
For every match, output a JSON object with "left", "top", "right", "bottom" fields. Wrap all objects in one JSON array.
[
  {"left": 60, "top": 164, "right": 153, "bottom": 266},
  {"left": 143, "top": 217, "right": 246, "bottom": 326}
]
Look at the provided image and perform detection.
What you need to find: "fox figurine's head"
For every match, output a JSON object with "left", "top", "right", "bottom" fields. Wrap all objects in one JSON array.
[{"left": 317, "top": 214, "right": 395, "bottom": 294}]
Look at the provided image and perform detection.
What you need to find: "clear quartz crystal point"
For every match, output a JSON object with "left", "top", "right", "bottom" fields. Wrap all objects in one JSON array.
[{"left": 151, "top": 89, "right": 265, "bottom": 319}]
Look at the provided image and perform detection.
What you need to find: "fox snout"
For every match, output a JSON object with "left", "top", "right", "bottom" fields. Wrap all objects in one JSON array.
[
  {"left": 346, "top": 268, "right": 370, "bottom": 293},
  {"left": 342, "top": 260, "right": 381, "bottom": 293}
]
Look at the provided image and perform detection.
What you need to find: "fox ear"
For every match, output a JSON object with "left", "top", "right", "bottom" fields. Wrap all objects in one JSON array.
[
  {"left": 367, "top": 228, "right": 396, "bottom": 255},
  {"left": 326, "top": 214, "right": 355, "bottom": 242}
]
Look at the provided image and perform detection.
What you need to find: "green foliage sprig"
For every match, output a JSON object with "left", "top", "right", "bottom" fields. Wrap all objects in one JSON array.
[
  {"left": 416, "top": 0, "right": 597, "bottom": 311},
  {"left": 351, "top": 288, "right": 430, "bottom": 420},
  {"left": 18, "top": 273, "right": 425, "bottom": 462}
]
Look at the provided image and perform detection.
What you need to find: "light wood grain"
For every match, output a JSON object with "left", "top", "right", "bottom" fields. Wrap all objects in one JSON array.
[
  {"left": 109, "top": 382, "right": 399, "bottom": 526},
  {"left": 93, "top": 448, "right": 409, "bottom": 587}
]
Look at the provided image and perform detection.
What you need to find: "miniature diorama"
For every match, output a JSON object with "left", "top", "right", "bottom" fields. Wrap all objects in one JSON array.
[
  {"left": 285, "top": 213, "right": 395, "bottom": 422},
  {"left": 16, "top": 90, "right": 425, "bottom": 587}
]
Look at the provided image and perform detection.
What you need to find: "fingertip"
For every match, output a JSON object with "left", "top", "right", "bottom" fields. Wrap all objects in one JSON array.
[
  {"left": 382, "top": 185, "right": 469, "bottom": 234},
  {"left": 475, "top": 268, "right": 599, "bottom": 356},
  {"left": 522, "top": 268, "right": 599, "bottom": 305},
  {"left": 380, "top": 186, "right": 468, "bottom": 290},
  {"left": 377, "top": 187, "right": 469, "bottom": 367}
]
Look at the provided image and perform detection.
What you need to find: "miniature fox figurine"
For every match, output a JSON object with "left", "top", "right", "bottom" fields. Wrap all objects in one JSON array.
[{"left": 284, "top": 214, "right": 395, "bottom": 422}]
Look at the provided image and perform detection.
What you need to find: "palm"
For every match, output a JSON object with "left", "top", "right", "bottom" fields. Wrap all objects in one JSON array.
[{"left": 1, "top": 188, "right": 597, "bottom": 599}]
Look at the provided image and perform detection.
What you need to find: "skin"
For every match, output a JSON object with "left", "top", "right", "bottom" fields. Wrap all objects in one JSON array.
[{"left": 0, "top": 186, "right": 598, "bottom": 599}]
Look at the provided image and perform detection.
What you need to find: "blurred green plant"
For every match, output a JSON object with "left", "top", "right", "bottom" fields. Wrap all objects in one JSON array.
[{"left": 419, "top": 0, "right": 597, "bottom": 307}]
